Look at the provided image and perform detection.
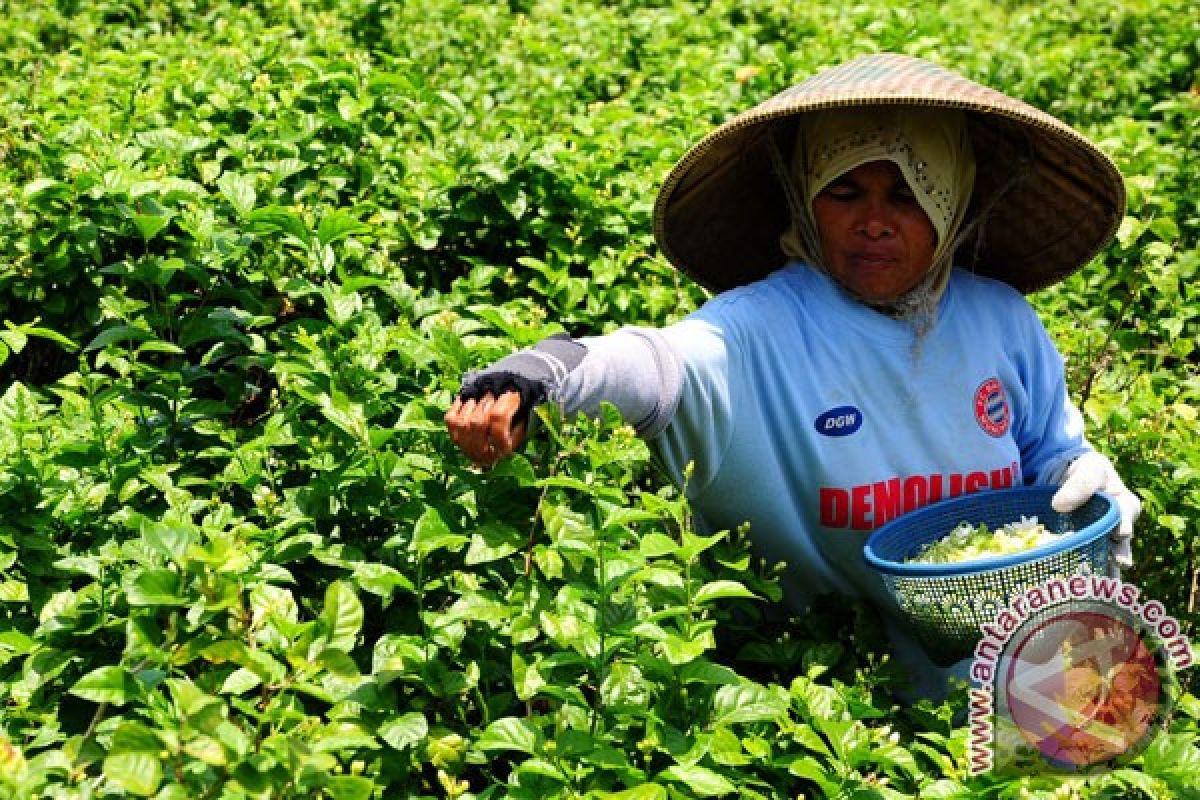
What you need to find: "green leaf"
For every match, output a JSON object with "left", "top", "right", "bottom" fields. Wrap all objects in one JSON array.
[
  {"left": 249, "top": 584, "right": 298, "bottom": 627},
  {"left": 132, "top": 212, "right": 172, "bottom": 241},
  {"left": 1116, "top": 216, "right": 1144, "bottom": 247},
  {"left": 163, "top": 680, "right": 219, "bottom": 734},
  {"left": 318, "top": 648, "right": 361, "bottom": 677},
  {"left": 220, "top": 667, "right": 262, "bottom": 695},
  {"left": 320, "top": 581, "right": 363, "bottom": 653},
  {"left": 22, "top": 177, "right": 60, "bottom": 197},
  {"left": 0, "top": 382, "right": 40, "bottom": 428},
  {"left": 1177, "top": 693, "right": 1200, "bottom": 720},
  {"left": 317, "top": 390, "right": 368, "bottom": 442},
  {"left": 639, "top": 533, "right": 678, "bottom": 558},
  {"left": 142, "top": 522, "right": 192, "bottom": 566},
  {"left": 103, "top": 752, "right": 163, "bottom": 796},
  {"left": 707, "top": 726, "right": 749, "bottom": 767},
  {"left": 337, "top": 94, "right": 363, "bottom": 121},
  {"left": 109, "top": 721, "right": 164, "bottom": 754},
  {"left": 600, "top": 784, "right": 668, "bottom": 800},
  {"left": 320, "top": 286, "right": 363, "bottom": 325},
  {"left": 1104, "top": 769, "right": 1166, "bottom": 799},
  {"left": 853, "top": 740, "right": 918, "bottom": 777},
  {"left": 0, "top": 633, "right": 31, "bottom": 662},
  {"left": 410, "top": 507, "right": 467, "bottom": 557},
  {"left": 713, "top": 682, "right": 788, "bottom": 724},
  {"left": 786, "top": 755, "right": 838, "bottom": 792},
  {"left": 178, "top": 309, "right": 247, "bottom": 348},
  {"left": 679, "top": 659, "right": 741, "bottom": 686},
  {"left": 183, "top": 735, "right": 227, "bottom": 767},
  {"left": 659, "top": 764, "right": 735, "bottom": 797},
  {"left": 16, "top": 323, "right": 77, "bottom": 351},
  {"left": 915, "top": 780, "right": 971, "bottom": 799},
  {"left": 378, "top": 712, "right": 428, "bottom": 751},
  {"left": 693, "top": 580, "right": 757, "bottom": 604},
  {"left": 542, "top": 504, "right": 594, "bottom": 550},
  {"left": 464, "top": 521, "right": 524, "bottom": 565},
  {"left": 125, "top": 569, "right": 189, "bottom": 606},
  {"left": 200, "top": 640, "right": 287, "bottom": 683},
  {"left": 514, "top": 757, "right": 566, "bottom": 784},
  {"left": 658, "top": 632, "right": 711, "bottom": 665},
  {"left": 317, "top": 209, "right": 371, "bottom": 246},
  {"left": 476, "top": 717, "right": 542, "bottom": 754},
  {"left": 540, "top": 610, "right": 602, "bottom": 658},
  {"left": 678, "top": 531, "right": 725, "bottom": 562},
  {"left": 325, "top": 776, "right": 375, "bottom": 800},
  {"left": 0, "top": 328, "right": 26, "bottom": 354},
  {"left": 247, "top": 205, "right": 311, "bottom": 243},
  {"left": 84, "top": 325, "right": 156, "bottom": 351},
  {"left": 372, "top": 634, "right": 427, "bottom": 682},
  {"left": 600, "top": 661, "right": 649, "bottom": 708},
  {"left": 512, "top": 653, "right": 546, "bottom": 701},
  {"left": 69, "top": 665, "right": 140, "bottom": 705},
  {"left": 135, "top": 128, "right": 211, "bottom": 153},
  {"left": 217, "top": 172, "right": 256, "bottom": 217},
  {"left": 351, "top": 562, "right": 414, "bottom": 599},
  {"left": 1142, "top": 732, "right": 1200, "bottom": 777},
  {"left": 490, "top": 454, "right": 538, "bottom": 486},
  {"left": 0, "top": 580, "right": 29, "bottom": 602},
  {"left": 136, "top": 340, "right": 185, "bottom": 356}
]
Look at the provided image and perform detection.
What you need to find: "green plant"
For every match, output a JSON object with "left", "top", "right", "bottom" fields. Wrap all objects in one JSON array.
[{"left": 1, "top": 0, "right": 1197, "bottom": 797}]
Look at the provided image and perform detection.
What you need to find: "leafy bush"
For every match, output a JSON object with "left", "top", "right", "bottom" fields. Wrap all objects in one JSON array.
[{"left": 1, "top": 0, "right": 1197, "bottom": 797}]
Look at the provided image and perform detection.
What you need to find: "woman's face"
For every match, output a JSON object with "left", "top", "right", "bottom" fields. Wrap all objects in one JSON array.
[{"left": 811, "top": 160, "right": 937, "bottom": 304}]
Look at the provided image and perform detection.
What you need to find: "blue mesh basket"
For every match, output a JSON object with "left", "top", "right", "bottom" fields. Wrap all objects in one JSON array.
[{"left": 863, "top": 487, "right": 1119, "bottom": 665}]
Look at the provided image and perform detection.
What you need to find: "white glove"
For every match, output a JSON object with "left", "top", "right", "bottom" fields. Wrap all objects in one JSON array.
[{"left": 1051, "top": 451, "right": 1141, "bottom": 568}]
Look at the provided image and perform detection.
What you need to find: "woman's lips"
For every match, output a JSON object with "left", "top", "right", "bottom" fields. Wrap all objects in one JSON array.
[{"left": 850, "top": 252, "right": 901, "bottom": 269}]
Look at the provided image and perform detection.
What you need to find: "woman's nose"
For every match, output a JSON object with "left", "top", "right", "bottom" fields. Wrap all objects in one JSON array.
[
  {"left": 854, "top": 193, "right": 896, "bottom": 238},
  {"left": 859, "top": 217, "right": 895, "bottom": 239}
]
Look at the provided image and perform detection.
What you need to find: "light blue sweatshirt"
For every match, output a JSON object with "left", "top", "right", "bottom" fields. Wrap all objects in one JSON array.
[
  {"left": 553, "top": 261, "right": 1091, "bottom": 694},
  {"left": 652, "top": 262, "right": 1089, "bottom": 614}
]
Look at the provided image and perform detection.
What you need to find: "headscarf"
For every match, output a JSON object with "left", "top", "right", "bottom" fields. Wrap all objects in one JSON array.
[{"left": 778, "top": 107, "right": 976, "bottom": 317}]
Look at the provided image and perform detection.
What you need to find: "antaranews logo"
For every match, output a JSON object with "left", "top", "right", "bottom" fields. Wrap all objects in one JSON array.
[{"left": 967, "top": 574, "right": 1193, "bottom": 774}]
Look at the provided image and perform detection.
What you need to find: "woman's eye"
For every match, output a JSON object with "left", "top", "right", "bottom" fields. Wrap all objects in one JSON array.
[{"left": 822, "top": 185, "right": 858, "bottom": 200}]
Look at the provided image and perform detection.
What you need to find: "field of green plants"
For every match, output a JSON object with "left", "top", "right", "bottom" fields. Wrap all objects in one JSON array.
[{"left": 1, "top": 0, "right": 1197, "bottom": 797}]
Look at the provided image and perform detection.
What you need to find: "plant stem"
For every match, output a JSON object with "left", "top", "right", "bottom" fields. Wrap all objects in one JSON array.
[{"left": 1080, "top": 285, "right": 1138, "bottom": 406}]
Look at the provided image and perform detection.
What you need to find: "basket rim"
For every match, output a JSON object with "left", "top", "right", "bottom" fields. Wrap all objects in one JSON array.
[{"left": 862, "top": 487, "right": 1118, "bottom": 578}]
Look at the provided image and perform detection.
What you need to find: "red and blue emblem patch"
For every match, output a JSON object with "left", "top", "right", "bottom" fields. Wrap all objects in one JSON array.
[{"left": 974, "top": 377, "right": 1010, "bottom": 437}]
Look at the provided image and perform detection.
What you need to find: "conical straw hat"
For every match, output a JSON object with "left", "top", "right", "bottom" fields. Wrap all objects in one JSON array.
[{"left": 653, "top": 53, "right": 1125, "bottom": 294}]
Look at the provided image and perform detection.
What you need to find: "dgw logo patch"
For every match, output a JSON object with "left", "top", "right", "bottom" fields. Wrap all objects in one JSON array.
[{"left": 814, "top": 405, "right": 862, "bottom": 437}]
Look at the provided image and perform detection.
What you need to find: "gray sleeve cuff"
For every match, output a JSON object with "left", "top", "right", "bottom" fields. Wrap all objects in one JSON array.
[{"left": 457, "top": 333, "right": 588, "bottom": 416}]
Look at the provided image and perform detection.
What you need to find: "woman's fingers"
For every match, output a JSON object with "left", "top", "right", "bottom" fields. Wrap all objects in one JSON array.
[
  {"left": 444, "top": 391, "right": 526, "bottom": 466},
  {"left": 510, "top": 418, "right": 527, "bottom": 454},
  {"left": 446, "top": 396, "right": 485, "bottom": 461},
  {"left": 444, "top": 397, "right": 466, "bottom": 451},
  {"left": 463, "top": 394, "right": 493, "bottom": 458},
  {"left": 488, "top": 392, "right": 524, "bottom": 455}
]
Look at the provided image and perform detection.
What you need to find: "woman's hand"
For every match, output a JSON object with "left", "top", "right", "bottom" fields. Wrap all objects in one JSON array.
[{"left": 445, "top": 391, "right": 527, "bottom": 467}]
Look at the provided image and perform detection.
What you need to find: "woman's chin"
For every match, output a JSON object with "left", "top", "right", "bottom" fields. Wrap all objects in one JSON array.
[{"left": 847, "top": 282, "right": 906, "bottom": 305}]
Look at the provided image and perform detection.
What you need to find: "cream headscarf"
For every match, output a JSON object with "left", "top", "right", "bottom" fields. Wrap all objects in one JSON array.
[{"left": 778, "top": 107, "right": 976, "bottom": 317}]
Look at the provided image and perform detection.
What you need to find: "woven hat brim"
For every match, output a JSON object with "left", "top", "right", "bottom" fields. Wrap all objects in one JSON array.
[{"left": 653, "top": 55, "right": 1126, "bottom": 294}]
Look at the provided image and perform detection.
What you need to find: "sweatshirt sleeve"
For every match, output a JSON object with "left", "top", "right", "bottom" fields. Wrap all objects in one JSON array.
[
  {"left": 550, "top": 311, "right": 739, "bottom": 497},
  {"left": 1010, "top": 306, "right": 1092, "bottom": 486},
  {"left": 650, "top": 312, "right": 741, "bottom": 497},
  {"left": 554, "top": 327, "right": 684, "bottom": 438}
]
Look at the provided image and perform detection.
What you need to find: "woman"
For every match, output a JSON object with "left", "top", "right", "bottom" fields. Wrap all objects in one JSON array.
[{"left": 444, "top": 54, "right": 1141, "bottom": 695}]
